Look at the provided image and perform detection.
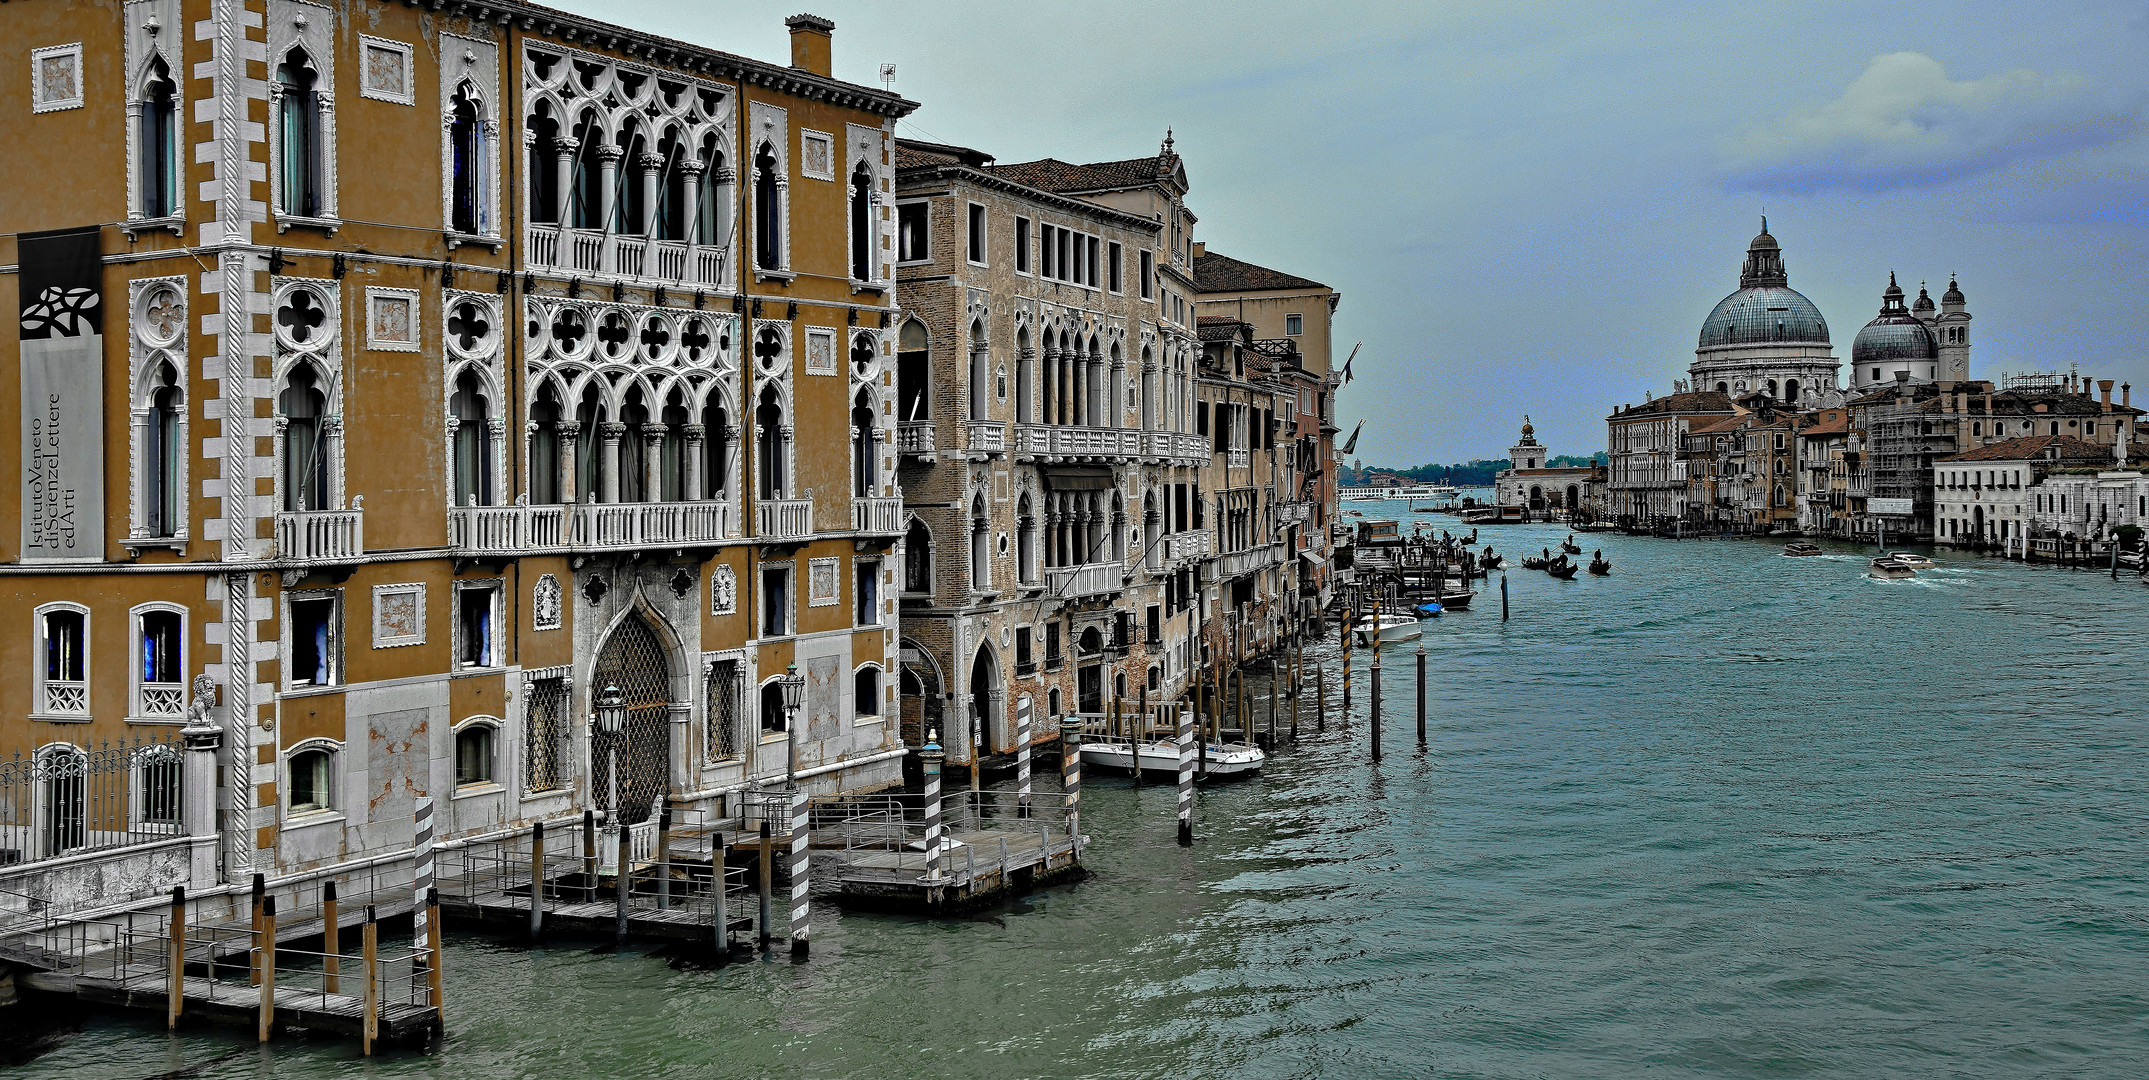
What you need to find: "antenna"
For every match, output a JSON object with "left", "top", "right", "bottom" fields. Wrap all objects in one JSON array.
[{"left": 878, "top": 63, "right": 896, "bottom": 92}]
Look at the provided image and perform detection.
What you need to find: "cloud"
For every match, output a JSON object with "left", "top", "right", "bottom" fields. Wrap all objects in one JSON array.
[{"left": 1724, "top": 52, "right": 2139, "bottom": 193}]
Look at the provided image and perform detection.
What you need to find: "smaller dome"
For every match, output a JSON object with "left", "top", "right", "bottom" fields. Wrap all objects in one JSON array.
[
  {"left": 1911, "top": 284, "right": 1934, "bottom": 313},
  {"left": 1942, "top": 275, "right": 1965, "bottom": 305},
  {"left": 1520, "top": 415, "right": 1535, "bottom": 437},
  {"left": 1852, "top": 273, "right": 1938, "bottom": 364}
]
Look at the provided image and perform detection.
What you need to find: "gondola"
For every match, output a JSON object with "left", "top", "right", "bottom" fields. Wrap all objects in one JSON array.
[
  {"left": 1586, "top": 551, "right": 1610, "bottom": 576},
  {"left": 1559, "top": 536, "right": 1583, "bottom": 556},
  {"left": 1546, "top": 560, "right": 1580, "bottom": 580},
  {"left": 1521, "top": 556, "right": 1548, "bottom": 570}
]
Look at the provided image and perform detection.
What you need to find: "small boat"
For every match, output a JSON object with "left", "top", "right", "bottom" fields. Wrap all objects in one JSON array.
[
  {"left": 1546, "top": 561, "right": 1580, "bottom": 580},
  {"left": 1586, "top": 553, "right": 1610, "bottom": 576},
  {"left": 1080, "top": 737, "right": 1264, "bottom": 777},
  {"left": 1413, "top": 506, "right": 1442, "bottom": 513},
  {"left": 1885, "top": 551, "right": 1934, "bottom": 569},
  {"left": 1559, "top": 537, "right": 1583, "bottom": 556},
  {"left": 1480, "top": 547, "right": 1504, "bottom": 570},
  {"left": 1415, "top": 602, "right": 1443, "bottom": 618},
  {"left": 1579, "top": 522, "right": 1617, "bottom": 532},
  {"left": 1438, "top": 589, "right": 1474, "bottom": 610},
  {"left": 1868, "top": 556, "right": 1917, "bottom": 579},
  {"left": 1521, "top": 556, "right": 1548, "bottom": 570},
  {"left": 1353, "top": 611, "right": 1424, "bottom": 647},
  {"left": 1782, "top": 542, "right": 1821, "bottom": 557}
]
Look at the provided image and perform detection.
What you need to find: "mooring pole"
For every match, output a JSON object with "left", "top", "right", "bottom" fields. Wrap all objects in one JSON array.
[
  {"left": 248, "top": 873, "right": 264, "bottom": 987},
  {"left": 757, "top": 819, "right": 774, "bottom": 950},
  {"left": 1501, "top": 573, "right": 1510, "bottom": 621},
  {"left": 788, "top": 785, "right": 810, "bottom": 958},
  {"left": 1290, "top": 636, "right": 1302, "bottom": 742},
  {"left": 167, "top": 886, "right": 185, "bottom": 1029},
  {"left": 528, "top": 821, "right": 545, "bottom": 939},
  {"left": 257, "top": 895, "right": 276, "bottom": 1043},
  {"left": 425, "top": 887, "right": 444, "bottom": 1021},
  {"left": 1370, "top": 640, "right": 1383, "bottom": 762},
  {"left": 1176, "top": 706, "right": 1194, "bottom": 845},
  {"left": 1316, "top": 660, "right": 1327, "bottom": 732},
  {"left": 1416, "top": 640, "right": 1427, "bottom": 744},
  {"left": 361, "top": 908, "right": 379, "bottom": 1056},
  {"left": 582, "top": 809, "right": 597, "bottom": 904},
  {"left": 614, "top": 822, "right": 631, "bottom": 947},
  {"left": 1061, "top": 715, "right": 1084, "bottom": 861},
  {"left": 1016, "top": 698, "right": 1033, "bottom": 819},
  {"left": 921, "top": 734, "right": 945, "bottom": 908},
  {"left": 656, "top": 807, "right": 673, "bottom": 912},
  {"left": 322, "top": 881, "right": 340, "bottom": 995}
]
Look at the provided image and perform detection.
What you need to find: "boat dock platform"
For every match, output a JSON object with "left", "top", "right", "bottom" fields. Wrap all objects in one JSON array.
[{"left": 822, "top": 790, "right": 1083, "bottom": 910}]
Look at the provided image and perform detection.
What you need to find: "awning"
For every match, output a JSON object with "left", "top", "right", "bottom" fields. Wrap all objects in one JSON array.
[{"left": 1297, "top": 550, "right": 1328, "bottom": 568}]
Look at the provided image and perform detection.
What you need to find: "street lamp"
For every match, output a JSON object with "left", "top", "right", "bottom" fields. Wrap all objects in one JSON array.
[
  {"left": 779, "top": 663, "right": 805, "bottom": 786},
  {"left": 592, "top": 682, "right": 626, "bottom": 856}
]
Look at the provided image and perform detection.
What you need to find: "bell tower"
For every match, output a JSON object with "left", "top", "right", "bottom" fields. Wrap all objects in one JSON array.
[
  {"left": 1935, "top": 275, "right": 1971, "bottom": 383},
  {"left": 1509, "top": 416, "right": 1545, "bottom": 471}
]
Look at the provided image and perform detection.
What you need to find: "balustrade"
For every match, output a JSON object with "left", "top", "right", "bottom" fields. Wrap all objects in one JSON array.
[
  {"left": 897, "top": 422, "right": 935, "bottom": 455},
  {"left": 523, "top": 223, "right": 728, "bottom": 288},
  {"left": 756, "top": 498, "right": 814, "bottom": 540},
  {"left": 852, "top": 496, "right": 904, "bottom": 535},
  {"left": 448, "top": 501, "right": 728, "bottom": 554},
  {"left": 1045, "top": 560, "right": 1123, "bottom": 599},
  {"left": 276, "top": 507, "right": 364, "bottom": 562}
]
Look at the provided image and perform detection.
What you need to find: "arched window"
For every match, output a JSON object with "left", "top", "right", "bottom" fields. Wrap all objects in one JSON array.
[
  {"left": 656, "top": 133, "right": 688, "bottom": 242},
  {"left": 1784, "top": 379, "right": 1799, "bottom": 404},
  {"left": 852, "top": 388, "right": 877, "bottom": 497},
  {"left": 760, "top": 679, "right": 788, "bottom": 733},
  {"left": 970, "top": 495, "right": 990, "bottom": 590},
  {"left": 454, "top": 723, "right": 496, "bottom": 786},
  {"left": 288, "top": 746, "right": 334, "bottom": 814},
  {"left": 574, "top": 386, "right": 603, "bottom": 503},
  {"left": 448, "top": 87, "right": 487, "bottom": 235},
  {"left": 144, "top": 360, "right": 183, "bottom": 537},
  {"left": 569, "top": 117, "right": 604, "bottom": 229},
  {"left": 614, "top": 124, "right": 649, "bottom": 235},
  {"left": 897, "top": 320, "right": 930, "bottom": 423},
  {"left": 702, "top": 394, "right": 731, "bottom": 500},
  {"left": 849, "top": 161, "right": 873, "bottom": 281},
  {"left": 1715, "top": 382, "right": 1728, "bottom": 394},
  {"left": 38, "top": 606, "right": 89, "bottom": 717},
  {"left": 854, "top": 665, "right": 882, "bottom": 718},
  {"left": 1111, "top": 493, "right": 1126, "bottom": 563},
  {"left": 275, "top": 49, "right": 324, "bottom": 218},
  {"left": 279, "top": 365, "right": 330, "bottom": 512},
  {"left": 753, "top": 142, "right": 782, "bottom": 271},
  {"left": 1017, "top": 495, "right": 1037, "bottom": 584},
  {"left": 527, "top": 105, "right": 561, "bottom": 223},
  {"left": 451, "top": 370, "right": 492, "bottom": 507},
  {"left": 1015, "top": 328, "right": 1034, "bottom": 424},
  {"left": 661, "top": 391, "right": 689, "bottom": 501},
  {"left": 135, "top": 607, "right": 186, "bottom": 719},
  {"left": 756, "top": 384, "right": 786, "bottom": 498},
  {"left": 904, "top": 518, "right": 932, "bottom": 593},
  {"left": 694, "top": 134, "right": 729, "bottom": 246},
  {"left": 530, "top": 385, "right": 562, "bottom": 504},
  {"left": 139, "top": 57, "right": 178, "bottom": 218},
  {"left": 619, "top": 388, "right": 649, "bottom": 504},
  {"left": 968, "top": 321, "right": 989, "bottom": 421}
]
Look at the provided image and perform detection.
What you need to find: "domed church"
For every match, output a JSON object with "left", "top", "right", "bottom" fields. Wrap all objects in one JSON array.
[
  {"left": 1848, "top": 273, "right": 1970, "bottom": 389},
  {"left": 1689, "top": 219, "right": 1841, "bottom": 406}
]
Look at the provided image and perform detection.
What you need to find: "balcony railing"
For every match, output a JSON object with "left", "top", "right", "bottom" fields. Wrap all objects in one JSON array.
[
  {"left": 1216, "top": 543, "right": 1285, "bottom": 580},
  {"left": 449, "top": 501, "right": 733, "bottom": 554},
  {"left": 966, "top": 421, "right": 1007, "bottom": 455},
  {"left": 853, "top": 496, "right": 904, "bottom": 535},
  {"left": 524, "top": 224, "right": 730, "bottom": 289},
  {"left": 1161, "top": 530, "right": 1212, "bottom": 564},
  {"left": 756, "top": 498, "right": 814, "bottom": 540},
  {"left": 897, "top": 422, "right": 935, "bottom": 456},
  {"left": 1228, "top": 448, "right": 1251, "bottom": 469},
  {"left": 1045, "top": 560, "right": 1123, "bottom": 599},
  {"left": 277, "top": 507, "right": 364, "bottom": 562}
]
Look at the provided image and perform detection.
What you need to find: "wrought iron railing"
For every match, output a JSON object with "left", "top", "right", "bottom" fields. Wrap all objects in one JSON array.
[{"left": 0, "top": 734, "right": 185, "bottom": 867}]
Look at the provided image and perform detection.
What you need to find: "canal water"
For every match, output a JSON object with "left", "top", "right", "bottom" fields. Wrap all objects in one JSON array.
[{"left": 9, "top": 513, "right": 2149, "bottom": 1078}]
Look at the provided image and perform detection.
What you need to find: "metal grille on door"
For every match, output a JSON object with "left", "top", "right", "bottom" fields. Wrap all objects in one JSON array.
[{"left": 591, "top": 616, "right": 671, "bottom": 824}]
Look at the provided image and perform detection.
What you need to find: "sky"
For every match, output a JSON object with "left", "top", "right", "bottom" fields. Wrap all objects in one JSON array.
[{"left": 557, "top": 1, "right": 2149, "bottom": 466}]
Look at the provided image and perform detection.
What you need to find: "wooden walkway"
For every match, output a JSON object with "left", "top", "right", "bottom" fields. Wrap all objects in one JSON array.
[
  {"left": 836, "top": 827, "right": 1081, "bottom": 909},
  {"left": 71, "top": 964, "right": 438, "bottom": 1041}
]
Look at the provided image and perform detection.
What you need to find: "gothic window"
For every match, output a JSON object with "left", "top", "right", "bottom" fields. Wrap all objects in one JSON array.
[
  {"left": 275, "top": 49, "right": 325, "bottom": 218},
  {"left": 575, "top": 386, "right": 604, "bottom": 502},
  {"left": 661, "top": 391, "right": 689, "bottom": 501},
  {"left": 850, "top": 162, "right": 874, "bottom": 281},
  {"left": 756, "top": 384, "right": 786, "bottom": 498},
  {"left": 530, "top": 385, "right": 562, "bottom": 504},
  {"left": 897, "top": 319, "right": 930, "bottom": 423},
  {"left": 138, "top": 56, "right": 178, "bottom": 219},
  {"left": 1016, "top": 329, "right": 1035, "bottom": 425},
  {"left": 760, "top": 678, "right": 787, "bottom": 733},
  {"left": 695, "top": 134, "right": 730, "bottom": 246},
  {"left": 450, "top": 370, "right": 493, "bottom": 506},
  {"left": 143, "top": 359, "right": 183, "bottom": 537},
  {"left": 1017, "top": 495, "right": 1038, "bottom": 584},
  {"left": 655, "top": 133, "right": 688, "bottom": 242},
  {"left": 970, "top": 494, "right": 990, "bottom": 591},
  {"left": 279, "top": 364, "right": 331, "bottom": 512},
  {"left": 528, "top": 103, "right": 562, "bottom": 223},
  {"left": 615, "top": 123, "right": 649, "bottom": 235},
  {"left": 968, "top": 321, "right": 989, "bottom": 421},
  {"left": 753, "top": 142, "right": 782, "bottom": 271},
  {"left": 852, "top": 388, "right": 877, "bottom": 497},
  {"left": 448, "top": 86, "right": 488, "bottom": 235},
  {"left": 619, "top": 387, "right": 650, "bottom": 503},
  {"left": 569, "top": 113, "right": 603, "bottom": 229},
  {"left": 904, "top": 517, "right": 932, "bottom": 593},
  {"left": 702, "top": 394, "right": 731, "bottom": 500}
]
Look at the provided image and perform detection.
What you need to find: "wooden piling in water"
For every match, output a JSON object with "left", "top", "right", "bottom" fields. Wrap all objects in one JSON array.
[
  {"left": 656, "top": 807, "right": 673, "bottom": 911},
  {"left": 758, "top": 820, "right": 774, "bottom": 949},
  {"left": 1370, "top": 643, "right": 1383, "bottom": 762},
  {"left": 425, "top": 888, "right": 444, "bottom": 1020},
  {"left": 248, "top": 873, "right": 264, "bottom": 987},
  {"left": 166, "top": 886, "right": 184, "bottom": 1029},
  {"left": 257, "top": 895, "right": 276, "bottom": 1043},
  {"left": 529, "top": 821, "right": 545, "bottom": 939},
  {"left": 362, "top": 909, "right": 379, "bottom": 1056},
  {"left": 1416, "top": 642, "right": 1427, "bottom": 744},
  {"left": 582, "top": 809, "right": 597, "bottom": 904},
  {"left": 1316, "top": 660, "right": 1327, "bottom": 732},
  {"left": 322, "top": 881, "right": 340, "bottom": 995},
  {"left": 614, "top": 824, "right": 631, "bottom": 946}
]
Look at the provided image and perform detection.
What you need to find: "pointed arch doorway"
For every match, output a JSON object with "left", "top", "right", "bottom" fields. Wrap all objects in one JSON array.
[{"left": 591, "top": 614, "right": 672, "bottom": 824}]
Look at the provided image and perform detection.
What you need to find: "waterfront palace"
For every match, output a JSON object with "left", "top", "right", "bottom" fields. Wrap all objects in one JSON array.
[
  {"left": 0, "top": 3, "right": 1339, "bottom": 924},
  {"left": 1603, "top": 223, "right": 2144, "bottom": 543}
]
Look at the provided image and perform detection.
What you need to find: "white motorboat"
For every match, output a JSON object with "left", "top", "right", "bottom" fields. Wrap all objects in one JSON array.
[
  {"left": 1353, "top": 611, "right": 1423, "bottom": 647},
  {"left": 1869, "top": 556, "right": 1917, "bottom": 580},
  {"left": 1079, "top": 736, "right": 1265, "bottom": 777},
  {"left": 1884, "top": 551, "right": 1934, "bottom": 569}
]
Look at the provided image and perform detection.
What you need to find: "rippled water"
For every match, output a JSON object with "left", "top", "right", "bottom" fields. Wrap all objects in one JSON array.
[{"left": 10, "top": 516, "right": 2149, "bottom": 1078}]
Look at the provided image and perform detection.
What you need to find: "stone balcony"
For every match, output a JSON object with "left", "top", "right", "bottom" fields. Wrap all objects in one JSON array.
[
  {"left": 1045, "top": 560, "right": 1123, "bottom": 600},
  {"left": 276, "top": 505, "right": 364, "bottom": 562},
  {"left": 449, "top": 501, "right": 733, "bottom": 555},
  {"left": 1159, "top": 530, "right": 1211, "bottom": 565},
  {"left": 1216, "top": 542, "right": 1286, "bottom": 580},
  {"left": 852, "top": 496, "right": 904, "bottom": 535},
  {"left": 524, "top": 224, "right": 730, "bottom": 290},
  {"left": 1228, "top": 448, "right": 1251, "bottom": 470},
  {"left": 897, "top": 422, "right": 935, "bottom": 459},
  {"left": 965, "top": 420, "right": 1007, "bottom": 458},
  {"left": 755, "top": 498, "right": 815, "bottom": 541}
]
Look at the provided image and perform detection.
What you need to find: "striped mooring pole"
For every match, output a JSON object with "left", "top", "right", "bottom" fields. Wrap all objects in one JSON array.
[
  {"left": 1015, "top": 697, "right": 1032, "bottom": 819},
  {"left": 1176, "top": 706, "right": 1194, "bottom": 845},
  {"left": 788, "top": 785, "right": 810, "bottom": 957},
  {"left": 412, "top": 795, "right": 435, "bottom": 954},
  {"left": 1060, "top": 715, "right": 1083, "bottom": 860},
  {"left": 921, "top": 733, "right": 945, "bottom": 905}
]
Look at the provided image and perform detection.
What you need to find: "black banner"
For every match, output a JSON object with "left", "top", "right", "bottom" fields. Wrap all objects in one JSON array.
[{"left": 19, "top": 226, "right": 103, "bottom": 339}]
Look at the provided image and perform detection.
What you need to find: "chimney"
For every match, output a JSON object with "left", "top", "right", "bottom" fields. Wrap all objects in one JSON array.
[
  {"left": 2125, "top": 382, "right": 2133, "bottom": 409},
  {"left": 785, "top": 13, "right": 835, "bottom": 77},
  {"left": 2099, "top": 379, "right": 2114, "bottom": 412},
  {"left": 1193, "top": 241, "right": 1206, "bottom": 259}
]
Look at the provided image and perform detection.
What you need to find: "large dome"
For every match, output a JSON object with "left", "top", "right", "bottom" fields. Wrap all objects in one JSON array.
[{"left": 1698, "top": 286, "right": 1831, "bottom": 349}]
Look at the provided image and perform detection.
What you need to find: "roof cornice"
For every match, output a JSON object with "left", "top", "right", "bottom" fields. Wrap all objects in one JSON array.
[{"left": 895, "top": 164, "right": 1161, "bottom": 232}]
